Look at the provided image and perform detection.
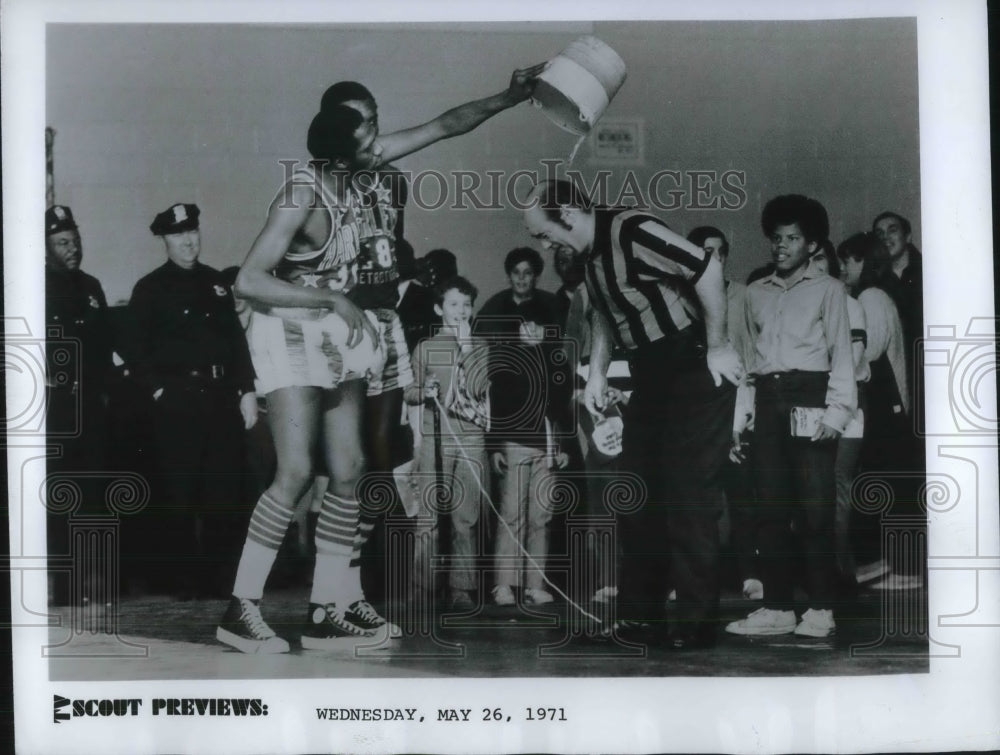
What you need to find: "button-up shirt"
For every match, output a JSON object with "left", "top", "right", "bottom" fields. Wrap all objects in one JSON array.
[{"left": 742, "top": 266, "right": 857, "bottom": 431}]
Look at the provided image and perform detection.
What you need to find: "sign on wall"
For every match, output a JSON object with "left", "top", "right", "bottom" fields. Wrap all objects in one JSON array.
[{"left": 591, "top": 117, "right": 644, "bottom": 163}]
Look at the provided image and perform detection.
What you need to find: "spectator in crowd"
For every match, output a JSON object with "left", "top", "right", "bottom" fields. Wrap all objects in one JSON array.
[
  {"left": 870, "top": 210, "right": 924, "bottom": 588},
  {"left": 837, "top": 231, "right": 916, "bottom": 589},
  {"left": 475, "top": 246, "right": 559, "bottom": 337},
  {"left": 552, "top": 244, "right": 586, "bottom": 332},
  {"left": 123, "top": 203, "right": 258, "bottom": 600},
  {"left": 809, "top": 240, "right": 868, "bottom": 588},
  {"left": 488, "top": 296, "right": 569, "bottom": 606},
  {"left": 44, "top": 205, "right": 113, "bottom": 606},
  {"left": 404, "top": 276, "right": 491, "bottom": 609},
  {"left": 872, "top": 211, "right": 922, "bottom": 389},
  {"left": 726, "top": 194, "right": 855, "bottom": 640},
  {"left": 523, "top": 179, "right": 742, "bottom": 649},
  {"left": 422, "top": 248, "right": 460, "bottom": 288},
  {"left": 396, "top": 241, "right": 440, "bottom": 356},
  {"left": 687, "top": 226, "right": 762, "bottom": 602}
]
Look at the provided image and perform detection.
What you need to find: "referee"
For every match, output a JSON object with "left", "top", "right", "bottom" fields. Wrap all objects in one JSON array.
[
  {"left": 122, "top": 203, "right": 258, "bottom": 598},
  {"left": 522, "top": 180, "right": 743, "bottom": 649}
]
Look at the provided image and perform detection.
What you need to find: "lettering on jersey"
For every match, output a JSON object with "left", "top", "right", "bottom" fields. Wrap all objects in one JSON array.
[
  {"left": 353, "top": 175, "right": 401, "bottom": 293},
  {"left": 318, "top": 211, "right": 362, "bottom": 271},
  {"left": 277, "top": 170, "right": 401, "bottom": 297},
  {"left": 356, "top": 268, "right": 399, "bottom": 287},
  {"left": 325, "top": 262, "right": 359, "bottom": 292}
]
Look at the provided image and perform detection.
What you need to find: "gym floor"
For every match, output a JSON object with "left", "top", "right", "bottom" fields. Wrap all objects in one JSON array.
[{"left": 47, "top": 586, "right": 928, "bottom": 681}]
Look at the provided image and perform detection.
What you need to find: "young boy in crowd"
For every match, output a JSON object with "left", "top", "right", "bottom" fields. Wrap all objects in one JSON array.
[
  {"left": 726, "top": 194, "right": 857, "bottom": 639},
  {"left": 404, "top": 276, "right": 491, "bottom": 609},
  {"left": 488, "top": 297, "right": 569, "bottom": 606}
]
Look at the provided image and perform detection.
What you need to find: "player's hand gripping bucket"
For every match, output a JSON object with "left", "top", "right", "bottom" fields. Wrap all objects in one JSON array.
[{"left": 530, "top": 36, "right": 627, "bottom": 135}]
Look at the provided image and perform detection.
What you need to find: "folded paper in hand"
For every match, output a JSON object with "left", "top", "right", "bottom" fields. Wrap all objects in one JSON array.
[
  {"left": 393, "top": 460, "right": 420, "bottom": 518},
  {"left": 790, "top": 407, "right": 864, "bottom": 439}
]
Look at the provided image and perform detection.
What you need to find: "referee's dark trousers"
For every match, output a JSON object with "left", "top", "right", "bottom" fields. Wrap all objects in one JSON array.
[{"left": 617, "top": 330, "right": 736, "bottom": 627}]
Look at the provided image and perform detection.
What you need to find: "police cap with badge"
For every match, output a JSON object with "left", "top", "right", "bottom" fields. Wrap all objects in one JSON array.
[
  {"left": 46, "top": 205, "right": 79, "bottom": 235},
  {"left": 150, "top": 203, "right": 200, "bottom": 236}
]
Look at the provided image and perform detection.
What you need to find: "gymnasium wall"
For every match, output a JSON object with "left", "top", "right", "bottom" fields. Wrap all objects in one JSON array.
[{"left": 46, "top": 19, "right": 919, "bottom": 304}]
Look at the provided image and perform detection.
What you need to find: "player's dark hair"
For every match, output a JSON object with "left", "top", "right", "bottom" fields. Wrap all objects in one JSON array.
[
  {"left": 306, "top": 105, "right": 365, "bottom": 164},
  {"left": 434, "top": 275, "right": 478, "bottom": 306},
  {"left": 504, "top": 246, "right": 544, "bottom": 276},
  {"left": 761, "top": 194, "right": 830, "bottom": 243},
  {"left": 321, "top": 81, "right": 375, "bottom": 111},
  {"left": 687, "top": 225, "right": 729, "bottom": 256}
]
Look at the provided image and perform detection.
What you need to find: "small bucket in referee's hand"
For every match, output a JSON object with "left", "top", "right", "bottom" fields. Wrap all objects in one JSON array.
[{"left": 583, "top": 405, "right": 624, "bottom": 458}]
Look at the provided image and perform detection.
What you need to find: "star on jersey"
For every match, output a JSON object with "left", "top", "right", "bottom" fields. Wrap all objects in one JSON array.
[
  {"left": 300, "top": 273, "right": 321, "bottom": 288},
  {"left": 373, "top": 182, "right": 393, "bottom": 206}
]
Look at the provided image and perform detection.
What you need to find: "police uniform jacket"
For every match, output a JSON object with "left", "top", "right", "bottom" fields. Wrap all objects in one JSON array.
[
  {"left": 45, "top": 268, "right": 113, "bottom": 401},
  {"left": 123, "top": 261, "right": 255, "bottom": 398}
]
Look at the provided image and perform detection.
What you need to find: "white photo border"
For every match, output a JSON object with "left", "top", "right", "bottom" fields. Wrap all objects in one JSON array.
[{"left": 6, "top": 0, "right": 998, "bottom": 753}]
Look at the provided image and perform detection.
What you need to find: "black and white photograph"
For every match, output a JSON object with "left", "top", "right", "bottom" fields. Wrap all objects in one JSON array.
[{"left": 5, "top": 0, "right": 999, "bottom": 753}]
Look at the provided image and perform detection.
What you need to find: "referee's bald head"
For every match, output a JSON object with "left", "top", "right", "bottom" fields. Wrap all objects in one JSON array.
[
  {"left": 523, "top": 180, "right": 598, "bottom": 258},
  {"left": 529, "top": 179, "right": 594, "bottom": 226}
]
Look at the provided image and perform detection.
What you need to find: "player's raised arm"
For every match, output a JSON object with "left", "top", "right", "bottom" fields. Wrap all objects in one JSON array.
[{"left": 376, "top": 62, "right": 546, "bottom": 164}]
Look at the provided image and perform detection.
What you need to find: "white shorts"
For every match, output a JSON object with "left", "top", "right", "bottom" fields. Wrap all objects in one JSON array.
[
  {"left": 366, "top": 307, "right": 414, "bottom": 397},
  {"left": 248, "top": 308, "right": 386, "bottom": 395}
]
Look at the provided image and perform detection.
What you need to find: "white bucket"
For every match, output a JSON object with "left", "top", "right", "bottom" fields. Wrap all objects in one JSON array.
[{"left": 531, "top": 36, "right": 627, "bottom": 135}]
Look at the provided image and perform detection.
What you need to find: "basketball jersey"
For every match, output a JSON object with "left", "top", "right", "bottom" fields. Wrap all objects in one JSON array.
[
  {"left": 270, "top": 164, "right": 406, "bottom": 307},
  {"left": 271, "top": 164, "right": 365, "bottom": 294},
  {"left": 348, "top": 168, "right": 407, "bottom": 310}
]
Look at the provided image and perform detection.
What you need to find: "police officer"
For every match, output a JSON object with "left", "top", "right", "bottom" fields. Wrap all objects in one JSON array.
[
  {"left": 45, "top": 205, "right": 113, "bottom": 605},
  {"left": 123, "top": 203, "right": 258, "bottom": 598}
]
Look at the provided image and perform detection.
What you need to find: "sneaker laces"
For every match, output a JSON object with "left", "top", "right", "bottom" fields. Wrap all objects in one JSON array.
[
  {"left": 321, "top": 604, "right": 371, "bottom": 637},
  {"left": 348, "top": 600, "right": 385, "bottom": 626},
  {"left": 239, "top": 600, "right": 276, "bottom": 640}
]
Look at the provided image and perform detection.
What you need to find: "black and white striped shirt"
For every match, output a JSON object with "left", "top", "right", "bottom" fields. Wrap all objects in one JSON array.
[{"left": 585, "top": 208, "right": 711, "bottom": 352}]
